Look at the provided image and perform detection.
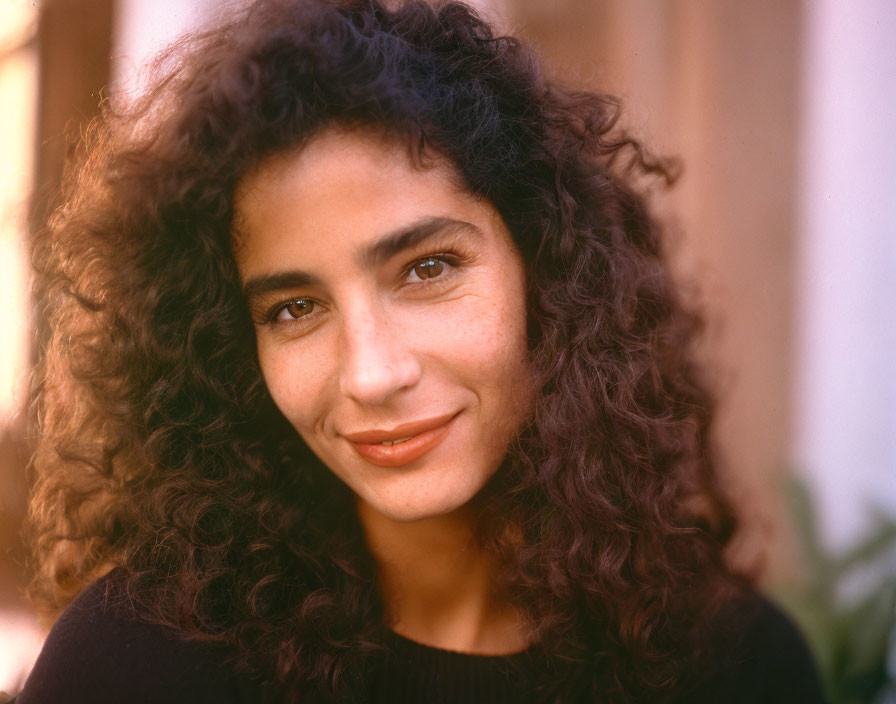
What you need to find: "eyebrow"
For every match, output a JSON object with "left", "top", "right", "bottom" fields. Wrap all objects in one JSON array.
[{"left": 241, "top": 215, "right": 481, "bottom": 303}]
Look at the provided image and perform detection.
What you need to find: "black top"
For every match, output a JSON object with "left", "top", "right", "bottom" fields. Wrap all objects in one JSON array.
[{"left": 15, "top": 577, "right": 828, "bottom": 703}]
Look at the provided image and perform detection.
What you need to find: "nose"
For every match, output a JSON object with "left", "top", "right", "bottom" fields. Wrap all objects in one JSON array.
[{"left": 338, "top": 303, "right": 422, "bottom": 405}]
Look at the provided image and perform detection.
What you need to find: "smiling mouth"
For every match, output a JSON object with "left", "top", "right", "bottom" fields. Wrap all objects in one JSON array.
[{"left": 346, "top": 413, "right": 458, "bottom": 467}]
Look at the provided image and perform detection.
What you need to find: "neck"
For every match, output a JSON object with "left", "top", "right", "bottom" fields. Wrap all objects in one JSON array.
[{"left": 357, "top": 500, "right": 527, "bottom": 655}]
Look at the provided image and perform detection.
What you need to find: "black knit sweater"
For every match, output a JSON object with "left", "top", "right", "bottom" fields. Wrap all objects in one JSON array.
[{"left": 14, "top": 577, "right": 827, "bottom": 703}]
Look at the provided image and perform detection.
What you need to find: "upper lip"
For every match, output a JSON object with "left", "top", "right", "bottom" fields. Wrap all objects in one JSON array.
[{"left": 342, "top": 411, "right": 458, "bottom": 444}]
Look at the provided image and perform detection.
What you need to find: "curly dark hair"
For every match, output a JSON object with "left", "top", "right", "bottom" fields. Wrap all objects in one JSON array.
[{"left": 26, "top": 0, "right": 752, "bottom": 701}]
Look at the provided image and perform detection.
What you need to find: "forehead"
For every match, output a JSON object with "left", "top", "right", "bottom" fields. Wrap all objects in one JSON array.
[
  {"left": 234, "top": 128, "right": 469, "bottom": 226},
  {"left": 231, "top": 127, "right": 494, "bottom": 271}
]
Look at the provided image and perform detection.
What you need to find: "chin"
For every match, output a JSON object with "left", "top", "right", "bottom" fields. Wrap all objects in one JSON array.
[{"left": 358, "top": 482, "right": 486, "bottom": 524}]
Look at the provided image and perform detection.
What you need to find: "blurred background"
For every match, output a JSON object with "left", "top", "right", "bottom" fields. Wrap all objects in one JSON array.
[{"left": 1, "top": 0, "right": 894, "bottom": 700}]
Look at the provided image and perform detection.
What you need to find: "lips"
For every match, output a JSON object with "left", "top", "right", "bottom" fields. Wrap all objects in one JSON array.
[{"left": 343, "top": 411, "right": 458, "bottom": 467}]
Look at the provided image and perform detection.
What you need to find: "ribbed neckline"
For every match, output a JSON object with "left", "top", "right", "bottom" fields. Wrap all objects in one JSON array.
[
  {"left": 385, "top": 629, "right": 535, "bottom": 661},
  {"left": 368, "top": 629, "right": 538, "bottom": 704}
]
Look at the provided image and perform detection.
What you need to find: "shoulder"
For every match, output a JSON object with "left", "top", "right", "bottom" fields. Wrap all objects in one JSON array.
[
  {"left": 16, "top": 577, "right": 269, "bottom": 704},
  {"left": 692, "top": 592, "right": 828, "bottom": 704}
]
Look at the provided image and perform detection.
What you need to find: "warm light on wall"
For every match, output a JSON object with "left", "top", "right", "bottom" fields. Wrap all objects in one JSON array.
[
  {"left": 0, "top": 2, "right": 36, "bottom": 425},
  {"left": 0, "top": 3, "right": 41, "bottom": 695}
]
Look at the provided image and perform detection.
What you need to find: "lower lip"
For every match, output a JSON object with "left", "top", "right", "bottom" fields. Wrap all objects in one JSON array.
[{"left": 349, "top": 414, "right": 458, "bottom": 467}]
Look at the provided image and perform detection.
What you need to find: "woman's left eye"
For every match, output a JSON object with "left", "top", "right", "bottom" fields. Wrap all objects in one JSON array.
[{"left": 405, "top": 254, "right": 456, "bottom": 284}]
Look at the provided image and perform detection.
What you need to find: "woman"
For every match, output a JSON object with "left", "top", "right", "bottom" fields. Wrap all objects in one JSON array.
[{"left": 16, "top": 0, "right": 826, "bottom": 702}]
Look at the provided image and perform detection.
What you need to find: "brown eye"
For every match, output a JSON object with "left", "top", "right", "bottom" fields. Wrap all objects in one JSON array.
[
  {"left": 276, "top": 299, "right": 314, "bottom": 321},
  {"left": 410, "top": 257, "right": 444, "bottom": 281}
]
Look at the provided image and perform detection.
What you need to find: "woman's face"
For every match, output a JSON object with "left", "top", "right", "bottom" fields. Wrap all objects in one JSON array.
[{"left": 233, "top": 128, "right": 533, "bottom": 523}]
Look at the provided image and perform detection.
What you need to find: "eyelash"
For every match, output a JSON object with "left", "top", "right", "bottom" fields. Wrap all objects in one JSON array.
[{"left": 263, "top": 251, "right": 465, "bottom": 326}]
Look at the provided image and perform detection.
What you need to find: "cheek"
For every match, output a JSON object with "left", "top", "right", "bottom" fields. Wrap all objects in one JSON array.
[
  {"left": 257, "top": 339, "right": 331, "bottom": 431},
  {"left": 440, "top": 288, "right": 531, "bottom": 409}
]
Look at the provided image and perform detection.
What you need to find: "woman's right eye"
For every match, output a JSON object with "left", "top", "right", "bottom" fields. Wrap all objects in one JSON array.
[{"left": 271, "top": 298, "right": 315, "bottom": 323}]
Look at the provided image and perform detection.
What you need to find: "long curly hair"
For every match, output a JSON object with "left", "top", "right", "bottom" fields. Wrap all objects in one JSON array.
[{"left": 26, "top": 0, "right": 752, "bottom": 701}]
